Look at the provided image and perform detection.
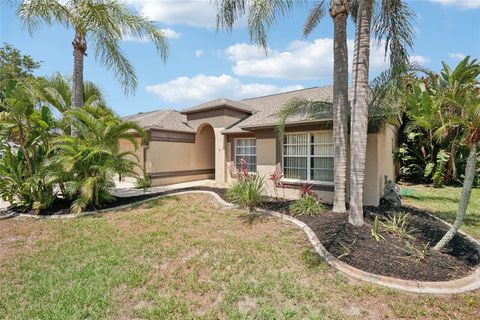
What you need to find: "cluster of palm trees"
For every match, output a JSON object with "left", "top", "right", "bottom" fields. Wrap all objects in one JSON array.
[
  {"left": 1, "top": 0, "right": 171, "bottom": 213},
  {"left": 216, "top": 0, "right": 415, "bottom": 226},
  {"left": 0, "top": 77, "right": 144, "bottom": 213}
]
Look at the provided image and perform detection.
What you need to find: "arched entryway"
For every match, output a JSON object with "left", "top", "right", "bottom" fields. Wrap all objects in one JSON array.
[{"left": 195, "top": 123, "right": 215, "bottom": 179}]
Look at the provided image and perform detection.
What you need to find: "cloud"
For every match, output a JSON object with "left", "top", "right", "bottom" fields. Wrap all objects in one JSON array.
[
  {"left": 145, "top": 74, "right": 304, "bottom": 105},
  {"left": 122, "top": 28, "right": 180, "bottom": 43},
  {"left": 161, "top": 28, "right": 181, "bottom": 39},
  {"left": 225, "top": 39, "right": 430, "bottom": 80},
  {"left": 226, "top": 39, "right": 390, "bottom": 80},
  {"left": 125, "top": 0, "right": 218, "bottom": 28},
  {"left": 430, "top": 0, "right": 480, "bottom": 9},
  {"left": 195, "top": 50, "right": 204, "bottom": 58},
  {"left": 448, "top": 52, "right": 467, "bottom": 60},
  {"left": 410, "top": 55, "right": 431, "bottom": 65}
]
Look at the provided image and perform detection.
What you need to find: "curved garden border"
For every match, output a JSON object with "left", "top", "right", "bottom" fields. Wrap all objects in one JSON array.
[{"left": 2, "top": 190, "right": 479, "bottom": 294}]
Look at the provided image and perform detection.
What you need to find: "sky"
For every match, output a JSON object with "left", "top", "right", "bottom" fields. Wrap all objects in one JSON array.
[{"left": 1, "top": 0, "right": 479, "bottom": 116}]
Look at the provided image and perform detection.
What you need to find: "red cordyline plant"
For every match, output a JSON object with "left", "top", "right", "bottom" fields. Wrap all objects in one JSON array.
[
  {"left": 238, "top": 158, "right": 249, "bottom": 181},
  {"left": 300, "top": 183, "right": 317, "bottom": 198},
  {"left": 269, "top": 170, "right": 284, "bottom": 200}
]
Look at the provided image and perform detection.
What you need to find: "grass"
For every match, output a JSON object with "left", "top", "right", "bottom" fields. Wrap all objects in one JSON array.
[
  {"left": 0, "top": 193, "right": 479, "bottom": 319},
  {"left": 401, "top": 184, "right": 480, "bottom": 239}
]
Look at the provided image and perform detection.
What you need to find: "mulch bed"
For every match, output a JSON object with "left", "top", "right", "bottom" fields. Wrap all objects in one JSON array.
[{"left": 3, "top": 186, "right": 479, "bottom": 282}]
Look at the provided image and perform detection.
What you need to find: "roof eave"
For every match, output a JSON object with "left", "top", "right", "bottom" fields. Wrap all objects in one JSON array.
[
  {"left": 180, "top": 104, "right": 253, "bottom": 115},
  {"left": 240, "top": 118, "right": 333, "bottom": 131}
]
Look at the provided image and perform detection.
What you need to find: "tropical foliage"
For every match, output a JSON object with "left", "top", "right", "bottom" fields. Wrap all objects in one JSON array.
[
  {"left": 0, "top": 70, "right": 144, "bottom": 213},
  {"left": 400, "top": 57, "right": 479, "bottom": 249}
]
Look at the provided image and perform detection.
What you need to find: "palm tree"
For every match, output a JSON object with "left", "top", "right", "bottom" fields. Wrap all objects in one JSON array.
[
  {"left": 414, "top": 57, "right": 480, "bottom": 250},
  {"left": 216, "top": 0, "right": 415, "bottom": 220},
  {"left": 40, "top": 73, "right": 106, "bottom": 114},
  {"left": 348, "top": 0, "right": 414, "bottom": 226},
  {"left": 217, "top": 0, "right": 350, "bottom": 212},
  {"left": 17, "top": 0, "right": 168, "bottom": 121},
  {"left": 45, "top": 107, "right": 145, "bottom": 213}
]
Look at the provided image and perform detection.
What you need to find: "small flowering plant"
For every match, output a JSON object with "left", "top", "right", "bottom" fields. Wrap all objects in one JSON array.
[
  {"left": 269, "top": 170, "right": 284, "bottom": 200},
  {"left": 299, "top": 183, "right": 316, "bottom": 198}
]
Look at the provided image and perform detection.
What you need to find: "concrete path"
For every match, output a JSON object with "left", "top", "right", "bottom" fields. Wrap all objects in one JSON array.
[
  {"left": 113, "top": 179, "right": 223, "bottom": 198},
  {"left": 0, "top": 199, "right": 9, "bottom": 210}
]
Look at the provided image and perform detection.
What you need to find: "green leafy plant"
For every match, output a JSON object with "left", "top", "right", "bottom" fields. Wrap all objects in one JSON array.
[
  {"left": 227, "top": 158, "right": 265, "bottom": 213},
  {"left": 337, "top": 238, "right": 357, "bottom": 260},
  {"left": 135, "top": 174, "right": 151, "bottom": 190},
  {"left": 371, "top": 216, "right": 385, "bottom": 242},
  {"left": 290, "top": 195, "right": 325, "bottom": 216},
  {"left": 381, "top": 213, "right": 413, "bottom": 239},
  {"left": 45, "top": 108, "right": 144, "bottom": 213},
  {"left": 403, "top": 241, "right": 430, "bottom": 262}
]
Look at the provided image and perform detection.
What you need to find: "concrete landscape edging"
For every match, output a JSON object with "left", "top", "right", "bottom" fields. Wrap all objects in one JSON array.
[{"left": 2, "top": 190, "right": 479, "bottom": 294}]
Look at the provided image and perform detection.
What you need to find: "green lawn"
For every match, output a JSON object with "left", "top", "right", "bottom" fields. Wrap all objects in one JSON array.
[
  {"left": 0, "top": 193, "right": 479, "bottom": 319},
  {"left": 401, "top": 184, "right": 480, "bottom": 239}
]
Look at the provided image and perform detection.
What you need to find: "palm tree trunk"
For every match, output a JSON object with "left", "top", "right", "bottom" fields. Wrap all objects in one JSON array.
[
  {"left": 348, "top": 0, "right": 372, "bottom": 226},
  {"left": 71, "top": 31, "right": 86, "bottom": 136},
  {"left": 434, "top": 143, "right": 478, "bottom": 251},
  {"left": 331, "top": 0, "right": 349, "bottom": 213},
  {"left": 444, "top": 143, "right": 457, "bottom": 184}
]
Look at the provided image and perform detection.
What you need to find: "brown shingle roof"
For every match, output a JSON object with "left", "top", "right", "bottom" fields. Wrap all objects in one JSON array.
[
  {"left": 222, "top": 86, "right": 336, "bottom": 133},
  {"left": 180, "top": 98, "right": 255, "bottom": 114},
  {"left": 124, "top": 109, "right": 194, "bottom": 133},
  {"left": 123, "top": 86, "right": 341, "bottom": 135}
]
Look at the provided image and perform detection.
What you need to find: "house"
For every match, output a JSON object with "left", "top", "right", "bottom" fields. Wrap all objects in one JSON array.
[{"left": 121, "top": 86, "right": 397, "bottom": 206}]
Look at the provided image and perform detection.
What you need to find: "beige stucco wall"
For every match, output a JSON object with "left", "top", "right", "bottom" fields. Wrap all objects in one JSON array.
[
  {"left": 226, "top": 125, "right": 397, "bottom": 206},
  {"left": 119, "top": 137, "right": 144, "bottom": 176},
  {"left": 146, "top": 125, "right": 215, "bottom": 186}
]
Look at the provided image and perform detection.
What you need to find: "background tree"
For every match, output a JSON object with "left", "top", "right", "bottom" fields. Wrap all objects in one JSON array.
[
  {"left": 17, "top": 0, "right": 169, "bottom": 125},
  {"left": 401, "top": 57, "right": 480, "bottom": 250},
  {"left": 0, "top": 43, "right": 41, "bottom": 94},
  {"left": 0, "top": 80, "right": 55, "bottom": 211}
]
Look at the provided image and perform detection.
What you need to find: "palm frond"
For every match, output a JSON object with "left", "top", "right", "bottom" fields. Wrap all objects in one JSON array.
[
  {"left": 303, "top": 0, "right": 326, "bottom": 37},
  {"left": 276, "top": 98, "right": 332, "bottom": 138}
]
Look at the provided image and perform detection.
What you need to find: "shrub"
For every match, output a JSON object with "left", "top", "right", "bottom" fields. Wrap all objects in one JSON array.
[
  {"left": 290, "top": 195, "right": 325, "bottom": 216},
  {"left": 135, "top": 174, "right": 151, "bottom": 190},
  {"left": 227, "top": 157, "right": 265, "bottom": 212},
  {"left": 381, "top": 212, "right": 413, "bottom": 239},
  {"left": 227, "top": 174, "right": 265, "bottom": 213}
]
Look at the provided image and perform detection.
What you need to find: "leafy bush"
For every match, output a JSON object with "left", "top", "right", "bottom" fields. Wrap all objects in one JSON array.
[
  {"left": 371, "top": 216, "right": 385, "bottom": 242},
  {"left": 381, "top": 212, "right": 413, "bottom": 239},
  {"left": 227, "top": 158, "right": 265, "bottom": 212},
  {"left": 135, "top": 174, "right": 151, "bottom": 190},
  {"left": 290, "top": 195, "right": 325, "bottom": 216},
  {"left": 227, "top": 174, "right": 265, "bottom": 213},
  {"left": 45, "top": 108, "right": 144, "bottom": 213}
]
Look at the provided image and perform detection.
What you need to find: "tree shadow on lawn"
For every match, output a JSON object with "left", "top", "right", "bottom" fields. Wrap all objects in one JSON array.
[{"left": 238, "top": 211, "right": 271, "bottom": 226}]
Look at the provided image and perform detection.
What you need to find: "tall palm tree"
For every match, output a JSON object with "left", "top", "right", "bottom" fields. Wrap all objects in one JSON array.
[
  {"left": 216, "top": 0, "right": 414, "bottom": 220},
  {"left": 348, "top": 0, "right": 414, "bottom": 226},
  {"left": 217, "top": 0, "right": 350, "bottom": 212},
  {"left": 17, "top": 0, "right": 168, "bottom": 118}
]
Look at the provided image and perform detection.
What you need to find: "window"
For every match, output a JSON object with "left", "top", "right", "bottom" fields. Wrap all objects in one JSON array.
[
  {"left": 283, "top": 132, "right": 334, "bottom": 183},
  {"left": 235, "top": 138, "right": 257, "bottom": 172}
]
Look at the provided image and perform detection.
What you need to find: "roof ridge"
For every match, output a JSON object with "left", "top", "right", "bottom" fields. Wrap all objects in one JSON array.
[{"left": 241, "top": 86, "right": 328, "bottom": 101}]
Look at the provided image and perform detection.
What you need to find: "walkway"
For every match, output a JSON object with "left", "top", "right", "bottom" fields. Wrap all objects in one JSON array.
[{"left": 113, "top": 179, "right": 222, "bottom": 198}]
